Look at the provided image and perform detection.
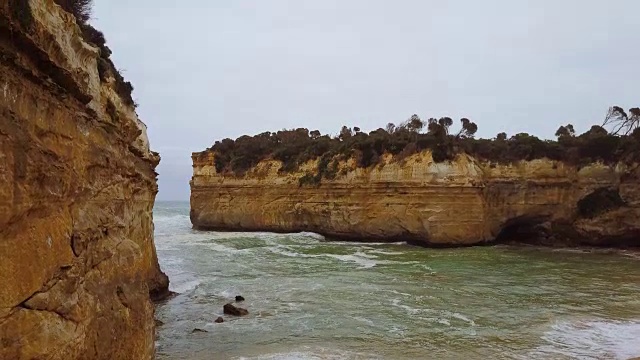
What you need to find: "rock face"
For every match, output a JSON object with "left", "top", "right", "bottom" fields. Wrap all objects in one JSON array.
[
  {"left": 0, "top": 1, "right": 167, "bottom": 359},
  {"left": 191, "top": 151, "right": 640, "bottom": 247}
]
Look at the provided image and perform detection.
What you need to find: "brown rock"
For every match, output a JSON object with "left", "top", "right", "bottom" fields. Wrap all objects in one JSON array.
[
  {"left": 0, "top": 1, "right": 167, "bottom": 359},
  {"left": 214, "top": 316, "right": 224, "bottom": 323},
  {"left": 190, "top": 152, "right": 640, "bottom": 247},
  {"left": 223, "top": 303, "right": 249, "bottom": 316}
]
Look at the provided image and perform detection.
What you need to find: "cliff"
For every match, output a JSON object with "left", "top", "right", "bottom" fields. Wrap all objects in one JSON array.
[
  {"left": 191, "top": 151, "right": 640, "bottom": 247},
  {"left": 0, "top": 1, "right": 167, "bottom": 359}
]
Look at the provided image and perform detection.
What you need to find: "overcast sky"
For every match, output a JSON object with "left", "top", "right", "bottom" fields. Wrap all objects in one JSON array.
[{"left": 92, "top": 1, "right": 639, "bottom": 201}]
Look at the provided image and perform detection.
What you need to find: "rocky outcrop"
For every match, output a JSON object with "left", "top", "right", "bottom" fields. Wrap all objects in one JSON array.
[
  {"left": 191, "top": 151, "right": 640, "bottom": 247},
  {"left": 223, "top": 303, "right": 249, "bottom": 316},
  {"left": 0, "top": 1, "right": 167, "bottom": 359}
]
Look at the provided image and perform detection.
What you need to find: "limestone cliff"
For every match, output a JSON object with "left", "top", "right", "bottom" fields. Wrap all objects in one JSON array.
[
  {"left": 0, "top": 1, "right": 168, "bottom": 359},
  {"left": 191, "top": 151, "right": 640, "bottom": 247}
]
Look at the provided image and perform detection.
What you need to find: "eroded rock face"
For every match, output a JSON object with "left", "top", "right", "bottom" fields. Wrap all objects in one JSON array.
[
  {"left": 0, "top": 1, "right": 167, "bottom": 359},
  {"left": 190, "top": 151, "right": 640, "bottom": 247}
]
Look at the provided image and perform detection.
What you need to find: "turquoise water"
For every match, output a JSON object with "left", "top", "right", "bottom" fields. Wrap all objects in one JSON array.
[{"left": 153, "top": 201, "right": 640, "bottom": 359}]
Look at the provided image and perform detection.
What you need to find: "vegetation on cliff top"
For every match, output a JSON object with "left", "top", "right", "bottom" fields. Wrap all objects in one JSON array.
[
  {"left": 7, "top": 0, "right": 136, "bottom": 107},
  {"left": 204, "top": 107, "right": 640, "bottom": 185}
]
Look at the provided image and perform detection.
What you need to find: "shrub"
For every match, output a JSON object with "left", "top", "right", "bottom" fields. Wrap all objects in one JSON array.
[
  {"left": 54, "top": 0, "right": 93, "bottom": 24},
  {"left": 204, "top": 112, "right": 640, "bottom": 182}
]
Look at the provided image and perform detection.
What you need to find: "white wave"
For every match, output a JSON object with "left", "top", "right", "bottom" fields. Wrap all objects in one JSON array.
[
  {"left": 236, "top": 346, "right": 382, "bottom": 360},
  {"left": 367, "top": 249, "right": 405, "bottom": 255},
  {"left": 327, "top": 241, "right": 408, "bottom": 247},
  {"left": 170, "top": 279, "right": 200, "bottom": 293},
  {"left": 390, "top": 298, "right": 421, "bottom": 315},
  {"left": 526, "top": 319, "right": 640, "bottom": 360},
  {"left": 297, "top": 232, "right": 326, "bottom": 241},
  {"left": 268, "top": 246, "right": 321, "bottom": 258},
  {"left": 326, "top": 254, "right": 379, "bottom": 269}
]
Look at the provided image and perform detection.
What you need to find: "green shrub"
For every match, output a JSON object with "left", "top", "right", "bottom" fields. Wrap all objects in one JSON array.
[{"left": 205, "top": 113, "right": 640, "bottom": 181}]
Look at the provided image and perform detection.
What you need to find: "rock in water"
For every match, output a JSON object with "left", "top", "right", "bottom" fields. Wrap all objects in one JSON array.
[
  {"left": 191, "top": 328, "right": 208, "bottom": 333},
  {"left": 235, "top": 295, "right": 245, "bottom": 302},
  {"left": 215, "top": 317, "right": 224, "bottom": 323},
  {"left": 223, "top": 303, "right": 249, "bottom": 316}
]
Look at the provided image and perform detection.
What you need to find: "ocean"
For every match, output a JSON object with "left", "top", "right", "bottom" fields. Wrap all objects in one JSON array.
[{"left": 153, "top": 201, "right": 640, "bottom": 359}]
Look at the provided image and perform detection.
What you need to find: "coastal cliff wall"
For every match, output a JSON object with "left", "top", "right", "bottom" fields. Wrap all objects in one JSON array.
[
  {"left": 0, "top": 1, "right": 167, "bottom": 359},
  {"left": 191, "top": 151, "right": 640, "bottom": 247}
]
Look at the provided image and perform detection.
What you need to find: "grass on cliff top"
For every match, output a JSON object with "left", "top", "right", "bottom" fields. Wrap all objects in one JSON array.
[{"left": 202, "top": 111, "right": 640, "bottom": 186}]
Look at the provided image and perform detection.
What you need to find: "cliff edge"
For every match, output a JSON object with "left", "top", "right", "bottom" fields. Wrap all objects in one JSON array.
[
  {"left": 1, "top": 1, "right": 168, "bottom": 359},
  {"left": 191, "top": 151, "right": 640, "bottom": 247}
]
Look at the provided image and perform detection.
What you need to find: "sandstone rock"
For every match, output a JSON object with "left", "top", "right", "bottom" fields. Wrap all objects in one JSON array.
[
  {"left": 0, "top": 2, "right": 167, "bottom": 359},
  {"left": 215, "top": 316, "right": 224, "bottom": 323},
  {"left": 190, "top": 151, "right": 640, "bottom": 247},
  {"left": 223, "top": 303, "right": 249, "bottom": 316}
]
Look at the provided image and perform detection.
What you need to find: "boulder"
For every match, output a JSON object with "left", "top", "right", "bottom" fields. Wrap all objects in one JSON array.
[
  {"left": 223, "top": 303, "right": 249, "bottom": 316},
  {"left": 235, "top": 295, "right": 245, "bottom": 302},
  {"left": 214, "top": 317, "right": 224, "bottom": 323}
]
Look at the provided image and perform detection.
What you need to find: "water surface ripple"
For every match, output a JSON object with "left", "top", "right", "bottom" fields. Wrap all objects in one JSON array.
[{"left": 154, "top": 202, "right": 640, "bottom": 360}]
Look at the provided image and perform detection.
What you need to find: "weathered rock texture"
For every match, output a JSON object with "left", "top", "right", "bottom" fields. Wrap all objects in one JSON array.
[
  {"left": 191, "top": 151, "right": 640, "bottom": 247},
  {"left": 0, "top": 1, "right": 167, "bottom": 359}
]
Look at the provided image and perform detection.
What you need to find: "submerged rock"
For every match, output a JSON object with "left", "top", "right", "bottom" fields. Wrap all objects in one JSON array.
[
  {"left": 191, "top": 328, "right": 208, "bottom": 333},
  {"left": 223, "top": 303, "right": 249, "bottom": 316},
  {"left": 215, "top": 317, "right": 224, "bottom": 323},
  {"left": 235, "top": 295, "right": 245, "bottom": 302}
]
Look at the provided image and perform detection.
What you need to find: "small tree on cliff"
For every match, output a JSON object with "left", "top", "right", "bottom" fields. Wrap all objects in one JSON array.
[
  {"left": 456, "top": 118, "right": 478, "bottom": 138},
  {"left": 603, "top": 106, "right": 640, "bottom": 135},
  {"left": 54, "top": 0, "right": 93, "bottom": 24},
  {"left": 555, "top": 124, "right": 576, "bottom": 139}
]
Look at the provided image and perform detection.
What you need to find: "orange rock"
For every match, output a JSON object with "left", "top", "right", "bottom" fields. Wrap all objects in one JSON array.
[{"left": 0, "top": 1, "right": 167, "bottom": 359}]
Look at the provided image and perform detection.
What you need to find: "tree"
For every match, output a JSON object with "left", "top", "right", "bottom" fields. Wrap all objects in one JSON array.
[
  {"left": 496, "top": 132, "right": 507, "bottom": 141},
  {"left": 438, "top": 117, "right": 453, "bottom": 134},
  {"left": 555, "top": 124, "right": 575, "bottom": 138},
  {"left": 583, "top": 125, "right": 608, "bottom": 137},
  {"left": 353, "top": 126, "right": 361, "bottom": 133},
  {"left": 457, "top": 118, "right": 478, "bottom": 138},
  {"left": 385, "top": 123, "right": 396, "bottom": 134},
  {"left": 406, "top": 114, "right": 424, "bottom": 133},
  {"left": 310, "top": 130, "right": 321, "bottom": 139},
  {"left": 603, "top": 105, "right": 640, "bottom": 135},
  {"left": 54, "top": 0, "right": 93, "bottom": 24},
  {"left": 339, "top": 126, "right": 353, "bottom": 141}
]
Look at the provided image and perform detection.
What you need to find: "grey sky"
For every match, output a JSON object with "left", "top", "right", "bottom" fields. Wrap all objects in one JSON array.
[{"left": 92, "top": 1, "right": 640, "bottom": 200}]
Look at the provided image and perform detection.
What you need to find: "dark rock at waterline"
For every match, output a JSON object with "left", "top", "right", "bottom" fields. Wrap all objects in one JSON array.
[
  {"left": 235, "top": 295, "right": 245, "bottom": 302},
  {"left": 223, "top": 303, "right": 249, "bottom": 316},
  {"left": 155, "top": 319, "right": 164, "bottom": 327},
  {"left": 191, "top": 328, "right": 208, "bottom": 333},
  {"left": 215, "top": 317, "right": 224, "bottom": 323}
]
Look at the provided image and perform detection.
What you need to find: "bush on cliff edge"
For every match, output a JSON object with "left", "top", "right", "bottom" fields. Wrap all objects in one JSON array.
[{"left": 205, "top": 110, "right": 640, "bottom": 185}]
